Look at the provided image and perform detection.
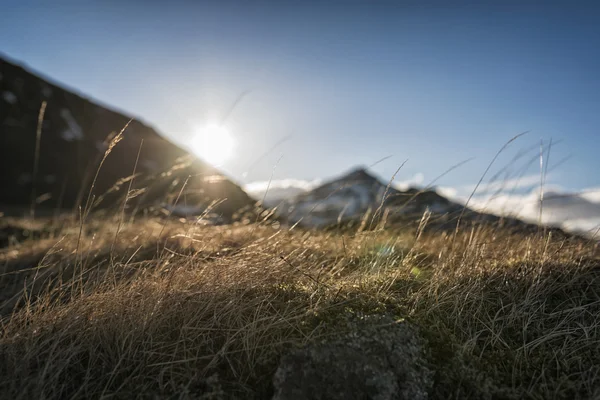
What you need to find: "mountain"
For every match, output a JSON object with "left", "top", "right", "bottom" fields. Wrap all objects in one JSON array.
[
  {"left": 0, "top": 56, "right": 256, "bottom": 221},
  {"left": 276, "top": 167, "right": 554, "bottom": 233},
  {"left": 276, "top": 167, "right": 451, "bottom": 228}
]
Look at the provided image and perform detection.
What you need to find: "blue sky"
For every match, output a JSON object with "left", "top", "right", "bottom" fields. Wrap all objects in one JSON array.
[{"left": 1, "top": 0, "right": 599, "bottom": 192}]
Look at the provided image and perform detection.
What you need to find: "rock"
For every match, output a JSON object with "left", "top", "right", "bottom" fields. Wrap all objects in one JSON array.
[{"left": 272, "top": 316, "right": 433, "bottom": 400}]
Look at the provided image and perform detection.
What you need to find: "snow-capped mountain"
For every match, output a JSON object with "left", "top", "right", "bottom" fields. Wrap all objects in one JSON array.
[
  {"left": 275, "top": 167, "right": 448, "bottom": 228},
  {"left": 275, "top": 167, "right": 549, "bottom": 233},
  {"left": 0, "top": 56, "right": 255, "bottom": 220}
]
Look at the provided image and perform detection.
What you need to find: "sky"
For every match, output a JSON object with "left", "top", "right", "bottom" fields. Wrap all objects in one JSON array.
[{"left": 1, "top": 0, "right": 600, "bottom": 199}]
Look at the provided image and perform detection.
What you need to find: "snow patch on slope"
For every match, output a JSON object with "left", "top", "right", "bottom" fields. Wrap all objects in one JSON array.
[
  {"left": 60, "top": 109, "right": 84, "bottom": 141},
  {"left": 2, "top": 91, "right": 17, "bottom": 104}
]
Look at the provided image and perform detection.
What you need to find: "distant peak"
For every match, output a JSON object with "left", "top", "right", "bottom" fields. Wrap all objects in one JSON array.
[{"left": 342, "top": 166, "right": 378, "bottom": 182}]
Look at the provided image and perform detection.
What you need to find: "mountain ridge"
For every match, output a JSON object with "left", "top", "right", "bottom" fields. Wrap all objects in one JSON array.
[{"left": 274, "top": 166, "right": 571, "bottom": 236}]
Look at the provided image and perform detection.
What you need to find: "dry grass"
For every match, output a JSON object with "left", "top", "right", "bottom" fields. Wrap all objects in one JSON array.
[{"left": 0, "top": 214, "right": 599, "bottom": 399}]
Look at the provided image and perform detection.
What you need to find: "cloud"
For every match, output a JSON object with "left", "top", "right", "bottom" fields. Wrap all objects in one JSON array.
[
  {"left": 392, "top": 173, "right": 425, "bottom": 191},
  {"left": 244, "top": 178, "right": 322, "bottom": 193},
  {"left": 442, "top": 184, "right": 600, "bottom": 238},
  {"left": 459, "top": 174, "right": 544, "bottom": 195},
  {"left": 244, "top": 178, "right": 323, "bottom": 205}
]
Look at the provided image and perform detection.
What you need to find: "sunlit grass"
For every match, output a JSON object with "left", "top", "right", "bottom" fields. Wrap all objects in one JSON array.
[{"left": 0, "top": 212, "right": 598, "bottom": 399}]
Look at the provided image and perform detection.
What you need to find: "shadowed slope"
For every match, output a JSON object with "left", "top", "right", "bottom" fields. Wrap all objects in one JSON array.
[{"left": 0, "top": 56, "right": 255, "bottom": 220}]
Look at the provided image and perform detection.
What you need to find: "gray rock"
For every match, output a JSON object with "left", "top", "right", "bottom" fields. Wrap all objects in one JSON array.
[{"left": 272, "top": 316, "right": 432, "bottom": 400}]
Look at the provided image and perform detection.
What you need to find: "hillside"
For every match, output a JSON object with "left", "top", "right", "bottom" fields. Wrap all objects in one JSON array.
[
  {"left": 0, "top": 214, "right": 598, "bottom": 399},
  {"left": 0, "top": 56, "right": 255, "bottom": 220}
]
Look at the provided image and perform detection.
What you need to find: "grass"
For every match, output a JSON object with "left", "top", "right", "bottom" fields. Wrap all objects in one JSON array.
[{"left": 0, "top": 211, "right": 598, "bottom": 399}]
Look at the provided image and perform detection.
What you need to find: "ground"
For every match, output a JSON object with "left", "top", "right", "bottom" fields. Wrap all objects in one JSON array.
[{"left": 0, "top": 214, "right": 599, "bottom": 399}]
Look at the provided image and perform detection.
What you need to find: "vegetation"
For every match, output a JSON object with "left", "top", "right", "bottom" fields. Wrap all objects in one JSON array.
[{"left": 0, "top": 211, "right": 598, "bottom": 399}]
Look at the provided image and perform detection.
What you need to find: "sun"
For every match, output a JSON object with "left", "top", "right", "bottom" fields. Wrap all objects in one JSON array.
[{"left": 190, "top": 123, "right": 235, "bottom": 165}]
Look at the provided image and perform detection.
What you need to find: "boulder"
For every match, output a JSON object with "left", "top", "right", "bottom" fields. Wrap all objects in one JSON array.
[{"left": 273, "top": 317, "right": 432, "bottom": 400}]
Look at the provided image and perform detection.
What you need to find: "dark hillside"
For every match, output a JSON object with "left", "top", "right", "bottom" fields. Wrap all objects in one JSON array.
[{"left": 0, "top": 56, "right": 255, "bottom": 220}]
